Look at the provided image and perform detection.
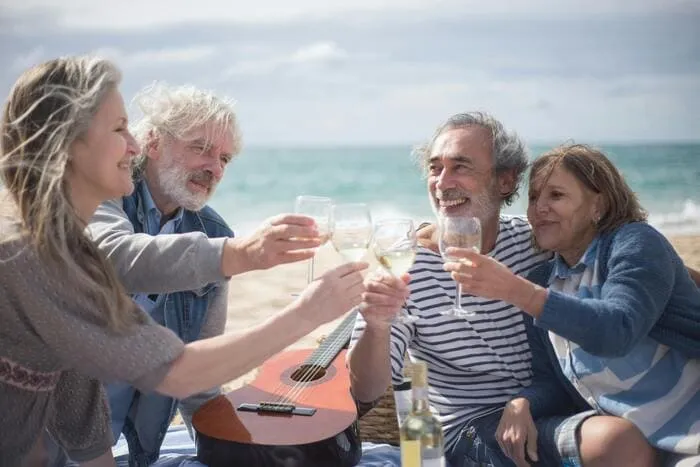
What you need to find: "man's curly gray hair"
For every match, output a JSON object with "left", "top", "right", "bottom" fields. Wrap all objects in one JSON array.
[{"left": 413, "top": 111, "right": 528, "bottom": 206}]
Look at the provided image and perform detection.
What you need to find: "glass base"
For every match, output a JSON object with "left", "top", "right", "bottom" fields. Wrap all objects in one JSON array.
[
  {"left": 394, "top": 312, "right": 419, "bottom": 324},
  {"left": 440, "top": 306, "right": 475, "bottom": 317}
]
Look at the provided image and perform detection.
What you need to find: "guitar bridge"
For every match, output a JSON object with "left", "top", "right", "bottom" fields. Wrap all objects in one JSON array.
[{"left": 238, "top": 402, "right": 316, "bottom": 416}]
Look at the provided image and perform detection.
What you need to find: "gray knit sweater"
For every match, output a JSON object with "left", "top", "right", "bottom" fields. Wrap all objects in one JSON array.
[{"left": 0, "top": 217, "right": 185, "bottom": 466}]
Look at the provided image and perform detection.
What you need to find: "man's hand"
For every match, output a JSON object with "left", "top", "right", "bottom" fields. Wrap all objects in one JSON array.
[
  {"left": 496, "top": 398, "right": 539, "bottom": 467},
  {"left": 358, "top": 270, "right": 411, "bottom": 331},
  {"left": 222, "top": 214, "right": 323, "bottom": 275}
]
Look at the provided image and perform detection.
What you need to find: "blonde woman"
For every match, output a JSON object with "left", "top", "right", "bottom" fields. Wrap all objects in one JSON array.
[{"left": 0, "top": 56, "right": 367, "bottom": 466}]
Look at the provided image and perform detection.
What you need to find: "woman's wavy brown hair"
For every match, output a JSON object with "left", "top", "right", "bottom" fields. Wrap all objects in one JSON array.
[
  {"left": 529, "top": 143, "right": 647, "bottom": 234},
  {"left": 1, "top": 56, "right": 145, "bottom": 332}
]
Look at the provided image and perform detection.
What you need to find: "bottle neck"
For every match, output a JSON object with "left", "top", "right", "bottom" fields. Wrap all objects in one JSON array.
[{"left": 411, "top": 383, "right": 430, "bottom": 412}]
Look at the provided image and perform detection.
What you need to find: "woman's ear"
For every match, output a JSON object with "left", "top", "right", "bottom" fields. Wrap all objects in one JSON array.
[{"left": 591, "top": 194, "right": 605, "bottom": 224}]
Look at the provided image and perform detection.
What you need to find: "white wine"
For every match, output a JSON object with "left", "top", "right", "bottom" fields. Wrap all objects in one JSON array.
[
  {"left": 336, "top": 247, "right": 367, "bottom": 262},
  {"left": 332, "top": 227, "right": 371, "bottom": 262},
  {"left": 377, "top": 249, "right": 416, "bottom": 276},
  {"left": 400, "top": 361, "right": 445, "bottom": 467}
]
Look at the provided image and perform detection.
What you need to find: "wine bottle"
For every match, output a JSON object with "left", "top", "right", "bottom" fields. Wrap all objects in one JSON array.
[{"left": 400, "top": 361, "right": 445, "bottom": 467}]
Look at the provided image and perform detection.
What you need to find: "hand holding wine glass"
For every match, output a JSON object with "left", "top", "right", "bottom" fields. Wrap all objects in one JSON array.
[
  {"left": 438, "top": 215, "right": 482, "bottom": 317},
  {"left": 331, "top": 203, "right": 373, "bottom": 263},
  {"left": 372, "top": 218, "right": 418, "bottom": 324},
  {"left": 294, "top": 195, "right": 333, "bottom": 285}
]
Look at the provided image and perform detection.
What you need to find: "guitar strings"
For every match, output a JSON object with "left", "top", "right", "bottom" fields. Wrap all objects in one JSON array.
[
  {"left": 279, "top": 322, "right": 355, "bottom": 406},
  {"left": 267, "top": 311, "right": 357, "bottom": 408},
  {"left": 271, "top": 317, "right": 352, "bottom": 406},
  {"left": 258, "top": 310, "right": 352, "bottom": 407}
]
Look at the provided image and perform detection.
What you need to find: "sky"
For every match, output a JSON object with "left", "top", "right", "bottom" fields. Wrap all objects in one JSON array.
[{"left": 1, "top": 0, "right": 699, "bottom": 145}]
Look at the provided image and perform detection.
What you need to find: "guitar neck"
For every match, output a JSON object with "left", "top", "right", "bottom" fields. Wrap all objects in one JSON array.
[{"left": 305, "top": 310, "right": 358, "bottom": 369}]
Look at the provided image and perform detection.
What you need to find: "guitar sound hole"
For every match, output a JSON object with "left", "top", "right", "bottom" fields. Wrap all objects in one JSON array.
[{"left": 290, "top": 365, "right": 326, "bottom": 382}]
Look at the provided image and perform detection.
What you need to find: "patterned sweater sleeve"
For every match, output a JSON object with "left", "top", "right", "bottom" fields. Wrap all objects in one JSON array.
[
  {"left": 47, "top": 369, "right": 113, "bottom": 462},
  {"left": 8, "top": 240, "right": 185, "bottom": 392}
]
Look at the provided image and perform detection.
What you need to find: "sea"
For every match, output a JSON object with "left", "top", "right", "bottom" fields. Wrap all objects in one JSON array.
[{"left": 207, "top": 143, "right": 700, "bottom": 237}]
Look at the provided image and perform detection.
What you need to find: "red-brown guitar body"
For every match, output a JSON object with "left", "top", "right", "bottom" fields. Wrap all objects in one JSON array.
[{"left": 193, "top": 312, "right": 361, "bottom": 466}]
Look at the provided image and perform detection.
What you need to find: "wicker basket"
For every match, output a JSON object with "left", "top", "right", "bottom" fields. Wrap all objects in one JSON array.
[
  {"left": 357, "top": 360, "right": 413, "bottom": 446},
  {"left": 357, "top": 385, "right": 401, "bottom": 445}
]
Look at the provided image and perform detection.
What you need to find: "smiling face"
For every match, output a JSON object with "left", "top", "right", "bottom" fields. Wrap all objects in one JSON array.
[
  {"left": 427, "top": 126, "right": 506, "bottom": 222},
  {"left": 67, "top": 87, "right": 139, "bottom": 212},
  {"left": 527, "top": 163, "right": 603, "bottom": 265},
  {"left": 145, "top": 122, "right": 235, "bottom": 214}
]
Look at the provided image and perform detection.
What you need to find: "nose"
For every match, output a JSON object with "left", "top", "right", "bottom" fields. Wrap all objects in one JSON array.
[
  {"left": 205, "top": 152, "right": 225, "bottom": 180},
  {"left": 534, "top": 195, "right": 549, "bottom": 215},
  {"left": 434, "top": 167, "right": 454, "bottom": 192},
  {"left": 125, "top": 131, "right": 140, "bottom": 157}
]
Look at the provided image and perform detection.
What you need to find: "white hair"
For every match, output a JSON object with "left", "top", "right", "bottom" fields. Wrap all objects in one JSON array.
[{"left": 130, "top": 83, "right": 241, "bottom": 174}]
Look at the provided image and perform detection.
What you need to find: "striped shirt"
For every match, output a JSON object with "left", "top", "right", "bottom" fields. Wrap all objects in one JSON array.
[
  {"left": 349, "top": 216, "right": 549, "bottom": 450},
  {"left": 547, "top": 237, "right": 700, "bottom": 455}
]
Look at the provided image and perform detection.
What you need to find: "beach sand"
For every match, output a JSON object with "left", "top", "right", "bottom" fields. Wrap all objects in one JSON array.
[{"left": 218, "top": 233, "right": 700, "bottom": 392}]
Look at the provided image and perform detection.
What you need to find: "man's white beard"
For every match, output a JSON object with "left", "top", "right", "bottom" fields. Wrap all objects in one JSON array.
[
  {"left": 431, "top": 183, "right": 500, "bottom": 222},
  {"left": 157, "top": 160, "right": 210, "bottom": 212}
]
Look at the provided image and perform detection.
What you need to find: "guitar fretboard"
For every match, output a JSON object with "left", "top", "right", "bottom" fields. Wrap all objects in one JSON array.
[{"left": 305, "top": 310, "right": 358, "bottom": 369}]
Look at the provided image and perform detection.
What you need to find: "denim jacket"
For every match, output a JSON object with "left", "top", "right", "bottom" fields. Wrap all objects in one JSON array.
[{"left": 108, "top": 180, "right": 234, "bottom": 466}]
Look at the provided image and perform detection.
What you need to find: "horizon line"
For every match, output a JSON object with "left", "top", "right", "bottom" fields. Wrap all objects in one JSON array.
[{"left": 240, "top": 139, "right": 700, "bottom": 149}]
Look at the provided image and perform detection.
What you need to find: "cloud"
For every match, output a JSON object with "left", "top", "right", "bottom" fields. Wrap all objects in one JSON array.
[
  {"left": 224, "top": 41, "right": 348, "bottom": 77},
  {"left": 10, "top": 46, "right": 46, "bottom": 71},
  {"left": 0, "top": 1, "right": 697, "bottom": 143},
  {"left": 2, "top": 0, "right": 693, "bottom": 31},
  {"left": 92, "top": 45, "right": 218, "bottom": 68},
  {"left": 289, "top": 42, "right": 347, "bottom": 64}
]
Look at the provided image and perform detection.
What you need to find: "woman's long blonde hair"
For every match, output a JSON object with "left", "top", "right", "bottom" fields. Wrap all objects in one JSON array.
[{"left": 0, "top": 56, "right": 145, "bottom": 332}]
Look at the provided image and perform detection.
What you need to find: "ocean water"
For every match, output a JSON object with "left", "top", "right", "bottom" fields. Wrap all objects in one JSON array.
[{"left": 208, "top": 143, "right": 700, "bottom": 236}]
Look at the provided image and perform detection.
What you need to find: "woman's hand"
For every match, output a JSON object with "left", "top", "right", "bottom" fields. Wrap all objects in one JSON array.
[
  {"left": 295, "top": 261, "right": 369, "bottom": 326},
  {"left": 442, "top": 247, "right": 518, "bottom": 301},
  {"left": 496, "top": 398, "right": 539, "bottom": 467},
  {"left": 443, "top": 248, "right": 547, "bottom": 318}
]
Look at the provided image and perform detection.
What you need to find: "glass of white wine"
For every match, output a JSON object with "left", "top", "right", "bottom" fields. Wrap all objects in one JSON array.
[
  {"left": 373, "top": 218, "right": 418, "bottom": 324},
  {"left": 331, "top": 203, "right": 373, "bottom": 262},
  {"left": 295, "top": 195, "right": 333, "bottom": 285},
  {"left": 438, "top": 215, "right": 482, "bottom": 317}
]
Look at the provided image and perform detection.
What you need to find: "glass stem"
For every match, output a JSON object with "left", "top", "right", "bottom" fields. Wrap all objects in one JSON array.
[
  {"left": 455, "top": 282, "right": 462, "bottom": 310},
  {"left": 307, "top": 257, "right": 315, "bottom": 284}
]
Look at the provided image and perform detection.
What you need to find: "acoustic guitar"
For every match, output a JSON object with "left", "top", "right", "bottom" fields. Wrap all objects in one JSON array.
[{"left": 193, "top": 310, "right": 362, "bottom": 467}]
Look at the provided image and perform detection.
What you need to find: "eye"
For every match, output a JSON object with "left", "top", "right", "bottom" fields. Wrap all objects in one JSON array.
[
  {"left": 220, "top": 155, "right": 232, "bottom": 165},
  {"left": 428, "top": 164, "right": 441, "bottom": 175}
]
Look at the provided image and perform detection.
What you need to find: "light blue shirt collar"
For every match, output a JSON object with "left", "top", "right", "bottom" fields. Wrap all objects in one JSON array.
[
  {"left": 138, "top": 181, "right": 184, "bottom": 234},
  {"left": 548, "top": 235, "right": 600, "bottom": 283}
]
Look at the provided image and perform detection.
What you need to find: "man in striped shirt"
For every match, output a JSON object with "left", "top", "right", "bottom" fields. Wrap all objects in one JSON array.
[
  {"left": 348, "top": 112, "right": 655, "bottom": 466},
  {"left": 349, "top": 112, "right": 549, "bottom": 466}
]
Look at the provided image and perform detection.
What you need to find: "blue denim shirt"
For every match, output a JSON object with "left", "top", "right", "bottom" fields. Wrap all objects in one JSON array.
[{"left": 108, "top": 180, "right": 234, "bottom": 466}]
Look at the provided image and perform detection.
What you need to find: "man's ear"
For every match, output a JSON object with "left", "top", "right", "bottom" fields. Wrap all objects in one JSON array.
[
  {"left": 145, "top": 129, "right": 162, "bottom": 161},
  {"left": 497, "top": 170, "right": 517, "bottom": 200}
]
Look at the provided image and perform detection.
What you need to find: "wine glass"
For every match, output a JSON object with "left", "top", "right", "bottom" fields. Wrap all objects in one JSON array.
[
  {"left": 438, "top": 215, "right": 482, "bottom": 317},
  {"left": 295, "top": 195, "right": 333, "bottom": 285},
  {"left": 331, "top": 203, "right": 373, "bottom": 262},
  {"left": 372, "top": 218, "right": 419, "bottom": 324}
]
